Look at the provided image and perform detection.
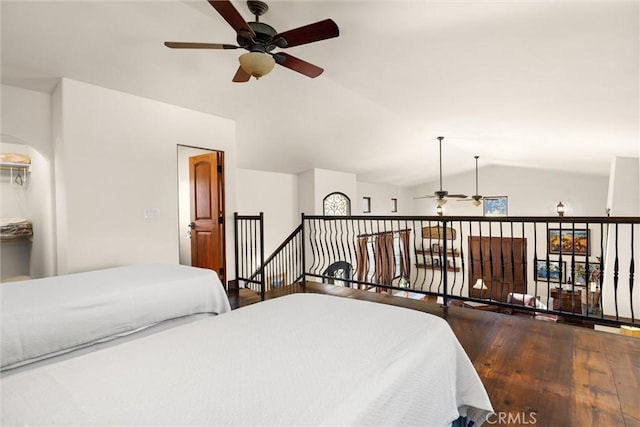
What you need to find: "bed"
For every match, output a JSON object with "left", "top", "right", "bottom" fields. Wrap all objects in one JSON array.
[
  {"left": 1, "top": 263, "right": 230, "bottom": 372},
  {"left": 1, "top": 265, "right": 493, "bottom": 426}
]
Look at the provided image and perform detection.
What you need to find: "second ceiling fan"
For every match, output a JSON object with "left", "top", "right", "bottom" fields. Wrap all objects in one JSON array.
[
  {"left": 457, "top": 155, "right": 484, "bottom": 206},
  {"left": 415, "top": 136, "right": 467, "bottom": 205},
  {"left": 164, "top": 0, "right": 339, "bottom": 82}
]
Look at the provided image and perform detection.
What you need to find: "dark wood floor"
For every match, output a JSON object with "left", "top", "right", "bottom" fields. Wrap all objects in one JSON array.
[{"left": 229, "top": 282, "right": 640, "bottom": 427}]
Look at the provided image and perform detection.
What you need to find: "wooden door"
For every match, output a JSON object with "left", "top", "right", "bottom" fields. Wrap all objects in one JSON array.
[
  {"left": 189, "top": 152, "right": 226, "bottom": 284},
  {"left": 468, "top": 236, "right": 527, "bottom": 302}
]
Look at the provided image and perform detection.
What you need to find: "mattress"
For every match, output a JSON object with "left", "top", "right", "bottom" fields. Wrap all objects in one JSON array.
[
  {"left": 1, "top": 293, "right": 493, "bottom": 426},
  {"left": 1, "top": 264, "right": 230, "bottom": 371}
]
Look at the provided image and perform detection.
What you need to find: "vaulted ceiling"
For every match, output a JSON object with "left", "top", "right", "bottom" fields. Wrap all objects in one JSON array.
[{"left": 2, "top": 0, "right": 638, "bottom": 186}]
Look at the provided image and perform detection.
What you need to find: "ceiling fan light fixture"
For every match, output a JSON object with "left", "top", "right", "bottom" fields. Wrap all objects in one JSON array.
[
  {"left": 437, "top": 198, "right": 447, "bottom": 207},
  {"left": 472, "top": 199, "right": 482, "bottom": 207},
  {"left": 239, "top": 52, "right": 275, "bottom": 79}
]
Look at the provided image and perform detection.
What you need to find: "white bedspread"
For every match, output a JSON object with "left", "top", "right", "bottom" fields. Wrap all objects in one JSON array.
[
  {"left": 1, "top": 264, "right": 230, "bottom": 370},
  {"left": 1, "top": 293, "right": 492, "bottom": 426}
]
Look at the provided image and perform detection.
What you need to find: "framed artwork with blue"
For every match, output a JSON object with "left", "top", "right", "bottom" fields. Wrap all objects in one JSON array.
[
  {"left": 536, "top": 260, "right": 566, "bottom": 283},
  {"left": 483, "top": 196, "right": 508, "bottom": 217}
]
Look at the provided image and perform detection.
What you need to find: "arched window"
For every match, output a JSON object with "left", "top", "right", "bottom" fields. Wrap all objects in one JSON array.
[{"left": 323, "top": 192, "right": 351, "bottom": 216}]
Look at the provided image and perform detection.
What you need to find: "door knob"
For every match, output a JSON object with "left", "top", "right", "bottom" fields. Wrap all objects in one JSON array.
[{"left": 188, "top": 222, "right": 195, "bottom": 229}]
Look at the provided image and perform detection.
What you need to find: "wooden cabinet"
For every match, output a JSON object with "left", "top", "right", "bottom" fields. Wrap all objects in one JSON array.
[
  {"left": 550, "top": 287, "right": 582, "bottom": 313},
  {"left": 468, "top": 236, "right": 527, "bottom": 302}
]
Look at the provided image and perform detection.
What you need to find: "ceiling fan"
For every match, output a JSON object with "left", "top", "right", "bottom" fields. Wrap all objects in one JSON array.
[
  {"left": 457, "top": 155, "right": 483, "bottom": 206},
  {"left": 164, "top": 0, "right": 339, "bottom": 82},
  {"left": 415, "top": 136, "right": 467, "bottom": 206}
]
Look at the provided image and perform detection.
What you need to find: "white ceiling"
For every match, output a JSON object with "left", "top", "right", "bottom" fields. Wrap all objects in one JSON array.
[{"left": 2, "top": 0, "right": 639, "bottom": 187}]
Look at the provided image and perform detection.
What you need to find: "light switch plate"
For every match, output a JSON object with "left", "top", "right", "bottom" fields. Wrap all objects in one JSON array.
[{"left": 144, "top": 207, "right": 160, "bottom": 219}]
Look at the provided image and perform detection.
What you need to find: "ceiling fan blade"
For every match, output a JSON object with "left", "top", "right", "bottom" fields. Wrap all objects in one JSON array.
[
  {"left": 413, "top": 195, "right": 436, "bottom": 200},
  {"left": 164, "top": 42, "right": 238, "bottom": 50},
  {"left": 232, "top": 66, "right": 251, "bottom": 83},
  {"left": 448, "top": 194, "right": 468, "bottom": 199},
  {"left": 273, "top": 53, "right": 324, "bottom": 78},
  {"left": 458, "top": 196, "right": 483, "bottom": 208},
  {"left": 273, "top": 19, "right": 339, "bottom": 48},
  {"left": 208, "top": 0, "right": 256, "bottom": 39}
]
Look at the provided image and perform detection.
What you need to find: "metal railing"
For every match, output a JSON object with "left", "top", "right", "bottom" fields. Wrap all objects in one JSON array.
[
  {"left": 234, "top": 212, "right": 264, "bottom": 297},
  {"left": 234, "top": 212, "right": 304, "bottom": 299},
  {"left": 235, "top": 213, "right": 639, "bottom": 327}
]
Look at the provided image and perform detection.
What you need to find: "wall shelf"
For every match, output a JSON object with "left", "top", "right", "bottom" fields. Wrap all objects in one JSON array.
[
  {"left": 416, "top": 249, "right": 460, "bottom": 257},
  {"left": 0, "top": 162, "right": 30, "bottom": 171},
  {"left": 0, "top": 236, "right": 33, "bottom": 243},
  {"left": 416, "top": 264, "right": 461, "bottom": 272}
]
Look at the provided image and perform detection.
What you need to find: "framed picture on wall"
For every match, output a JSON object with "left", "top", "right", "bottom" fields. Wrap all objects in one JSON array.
[
  {"left": 573, "top": 261, "right": 600, "bottom": 285},
  {"left": 483, "top": 196, "right": 508, "bottom": 217},
  {"left": 548, "top": 229, "right": 590, "bottom": 255},
  {"left": 536, "top": 260, "right": 566, "bottom": 283}
]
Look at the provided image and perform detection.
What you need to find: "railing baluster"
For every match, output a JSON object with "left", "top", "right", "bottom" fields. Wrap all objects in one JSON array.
[
  {"left": 630, "top": 224, "right": 635, "bottom": 323},
  {"left": 614, "top": 223, "right": 620, "bottom": 320}
]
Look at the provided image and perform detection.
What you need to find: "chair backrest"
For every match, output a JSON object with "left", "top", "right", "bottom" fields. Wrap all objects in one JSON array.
[
  {"left": 322, "top": 261, "right": 353, "bottom": 287},
  {"left": 507, "top": 292, "right": 558, "bottom": 321}
]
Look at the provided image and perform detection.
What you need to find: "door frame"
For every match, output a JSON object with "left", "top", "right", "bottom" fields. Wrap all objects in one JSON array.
[{"left": 176, "top": 144, "right": 226, "bottom": 285}]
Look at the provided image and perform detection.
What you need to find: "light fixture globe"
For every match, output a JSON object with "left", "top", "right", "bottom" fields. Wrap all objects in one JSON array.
[{"left": 239, "top": 52, "right": 275, "bottom": 79}]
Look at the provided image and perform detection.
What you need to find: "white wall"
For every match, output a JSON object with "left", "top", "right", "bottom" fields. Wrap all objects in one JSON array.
[
  {"left": 297, "top": 169, "right": 315, "bottom": 216},
  {"left": 1, "top": 85, "right": 53, "bottom": 158},
  {"left": 1, "top": 85, "right": 56, "bottom": 278},
  {"left": 52, "top": 79, "right": 237, "bottom": 275},
  {"left": 312, "top": 168, "right": 357, "bottom": 215},
  {"left": 411, "top": 165, "right": 609, "bottom": 217},
  {"left": 296, "top": 168, "right": 357, "bottom": 216},
  {"left": 356, "top": 182, "right": 413, "bottom": 215},
  {"left": 236, "top": 168, "right": 299, "bottom": 255},
  {"left": 607, "top": 157, "right": 640, "bottom": 216}
]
